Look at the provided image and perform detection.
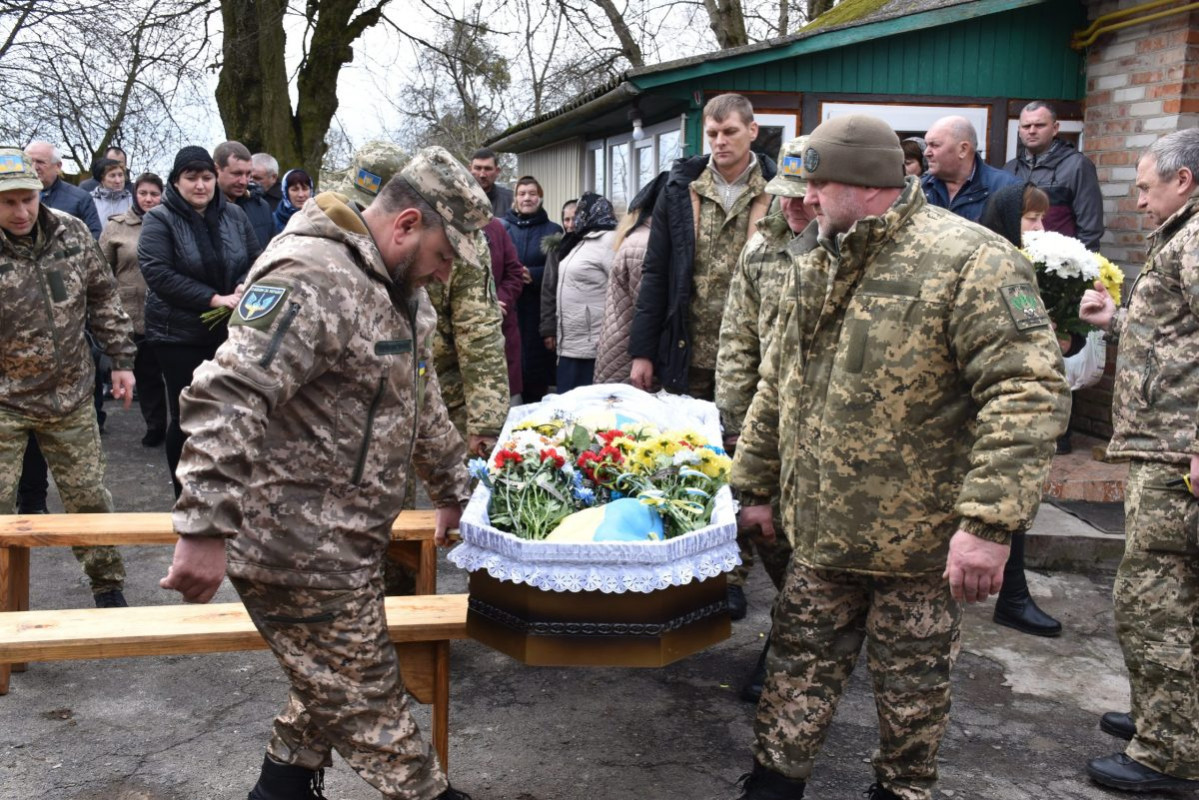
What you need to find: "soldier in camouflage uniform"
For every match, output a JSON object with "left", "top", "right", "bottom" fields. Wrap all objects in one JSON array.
[
  {"left": 160, "top": 146, "right": 488, "bottom": 800},
  {"left": 628, "top": 92, "right": 777, "bottom": 620},
  {"left": 716, "top": 135, "right": 817, "bottom": 701},
  {"left": 0, "top": 146, "right": 137, "bottom": 608},
  {"left": 729, "top": 116, "right": 1069, "bottom": 800},
  {"left": 1082, "top": 129, "right": 1199, "bottom": 794},
  {"left": 425, "top": 233, "right": 508, "bottom": 456}
]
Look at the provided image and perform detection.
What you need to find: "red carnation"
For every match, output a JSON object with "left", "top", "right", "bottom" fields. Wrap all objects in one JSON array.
[
  {"left": 540, "top": 449, "right": 566, "bottom": 469},
  {"left": 494, "top": 449, "right": 523, "bottom": 469}
]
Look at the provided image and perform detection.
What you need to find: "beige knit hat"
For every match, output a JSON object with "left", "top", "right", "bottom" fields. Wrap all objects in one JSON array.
[{"left": 802, "top": 115, "right": 905, "bottom": 188}]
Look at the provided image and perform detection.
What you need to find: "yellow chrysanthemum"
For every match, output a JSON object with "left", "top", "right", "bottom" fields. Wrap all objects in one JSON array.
[
  {"left": 650, "top": 435, "right": 681, "bottom": 457},
  {"left": 1096, "top": 255, "right": 1124, "bottom": 306},
  {"left": 665, "top": 429, "right": 706, "bottom": 448},
  {"left": 697, "top": 449, "right": 732, "bottom": 479}
]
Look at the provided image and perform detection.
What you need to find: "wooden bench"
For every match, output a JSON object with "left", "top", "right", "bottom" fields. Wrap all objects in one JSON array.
[
  {"left": 0, "top": 593, "right": 469, "bottom": 772},
  {"left": 0, "top": 510, "right": 445, "bottom": 693}
]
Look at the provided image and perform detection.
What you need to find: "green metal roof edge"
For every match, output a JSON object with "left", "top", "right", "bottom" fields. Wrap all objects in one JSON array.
[{"left": 630, "top": 0, "right": 1049, "bottom": 91}]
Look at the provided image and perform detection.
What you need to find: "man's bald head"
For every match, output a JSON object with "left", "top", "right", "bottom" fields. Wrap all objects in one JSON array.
[{"left": 924, "top": 116, "right": 978, "bottom": 184}]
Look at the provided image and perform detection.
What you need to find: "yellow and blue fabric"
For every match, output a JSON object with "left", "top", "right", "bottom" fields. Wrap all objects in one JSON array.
[{"left": 544, "top": 498, "right": 664, "bottom": 543}]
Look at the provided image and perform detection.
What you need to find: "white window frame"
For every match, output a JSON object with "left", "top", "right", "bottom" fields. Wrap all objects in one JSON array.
[
  {"left": 584, "top": 117, "right": 682, "bottom": 205},
  {"left": 820, "top": 101, "right": 993, "bottom": 160}
]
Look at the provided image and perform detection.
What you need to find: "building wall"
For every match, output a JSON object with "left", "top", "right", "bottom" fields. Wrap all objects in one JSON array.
[
  {"left": 1075, "top": 1, "right": 1199, "bottom": 439},
  {"left": 516, "top": 139, "right": 585, "bottom": 226}
]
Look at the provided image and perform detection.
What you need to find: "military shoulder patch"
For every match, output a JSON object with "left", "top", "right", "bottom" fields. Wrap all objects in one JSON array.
[
  {"left": 231, "top": 284, "right": 291, "bottom": 331},
  {"left": 999, "top": 283, "right": 1050, "bottom": 331}
]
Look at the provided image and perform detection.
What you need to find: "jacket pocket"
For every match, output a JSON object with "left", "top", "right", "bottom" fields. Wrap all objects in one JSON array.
[
  {"left": 351, "top": 376, "right": 388, "bottom": 486},
  {"left": 1139, "top": 339, "right": 1159, "bottom": 406},
  {"left": 1131, "top": 476, "right": 1198, "bottom": 555}
]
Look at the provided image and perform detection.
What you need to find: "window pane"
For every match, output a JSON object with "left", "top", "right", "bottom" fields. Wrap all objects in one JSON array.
[
  {"left": 636, "top": 143, "right": 656, "bottom": 193},
  {"left": 591, "top": 148, "right": 605, "bottom": 196},
  {"left": 657, "top": 130, "right": 680, "bottom": 173},
  {"left": 609, "top": 142, "right": 629, "bottom": 216}
]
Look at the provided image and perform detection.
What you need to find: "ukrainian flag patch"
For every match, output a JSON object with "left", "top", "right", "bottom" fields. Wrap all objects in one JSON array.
[{"left": 354, "top": 167, "right": 382, "bottom": 197}]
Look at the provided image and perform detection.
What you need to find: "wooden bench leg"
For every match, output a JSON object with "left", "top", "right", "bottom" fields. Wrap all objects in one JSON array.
[
  {"left": 433, "top": 639, "right": 449, "bottom": 775},
  {"left": 416, "top": 541, "right": 436, "bottom": 596},
  {"left": 0, "top": 546, "right": 30, "bottom": 694}
]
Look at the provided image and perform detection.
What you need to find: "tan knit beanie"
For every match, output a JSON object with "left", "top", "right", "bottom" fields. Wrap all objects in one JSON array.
[{"left": 802, "top": 115, "right": 905, "bottom": 188}]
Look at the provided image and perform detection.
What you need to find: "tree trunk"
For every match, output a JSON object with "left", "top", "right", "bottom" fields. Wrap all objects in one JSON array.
[
  {"left": 215, "top": 0, "right": 389, "bottom": 178},
  {"left": 808, "top": 0, "right": 834, "bottom": 22},
  {"left": 591, "top": 0, "right": 644, "bottom": 68},
  {"left": 702, "top": 0, "right": 749, "bottom": 49}
]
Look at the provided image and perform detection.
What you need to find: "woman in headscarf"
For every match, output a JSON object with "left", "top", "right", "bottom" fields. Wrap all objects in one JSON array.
[
  {"left": 538, "top": 192, "right": 618, "bottom": 393},
  {"left": 272, "top": 168, "right": 314, "bottom": 233},
  {"left": 99, "top": 172, "right": 170, "bottom": 447},
  {"left": 138, "top": 145, "right": 261, "bottom": 497},
  {"left": 593, "top": 173, "right": 668, "bottom": 385}
]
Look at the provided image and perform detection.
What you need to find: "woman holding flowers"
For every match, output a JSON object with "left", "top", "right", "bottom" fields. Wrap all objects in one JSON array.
[
  {"left": 539, "top": 192, "right": 618, "bottom": 392},
  {"left": 138, "top": 146, "right": 260, "bottom": 496}
]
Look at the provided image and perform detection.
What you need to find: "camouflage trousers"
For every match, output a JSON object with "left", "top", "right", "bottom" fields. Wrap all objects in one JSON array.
[
  {"left": 1115, "top": 460, "right": 1199, "bottom": 779},
  {"left": 754, "top": 563, "right": 962, "bottom": 800},
  {"left": 0, "top": 402, "right": 124, "bottom": 594},
  {"left": 232, "top": 577, "right": 448, "bottom": 800}
]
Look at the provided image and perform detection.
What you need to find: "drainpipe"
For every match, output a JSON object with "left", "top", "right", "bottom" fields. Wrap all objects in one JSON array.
[{"left": 1072, "top": 0, "right": 1199, "bottom": 49}]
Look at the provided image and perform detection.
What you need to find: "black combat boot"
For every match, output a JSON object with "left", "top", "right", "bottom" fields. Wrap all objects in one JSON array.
[
  {"left": 247, "top": 755, "right": 327, "bottom": 800},
  {"left": 1100, "top": 711, "right": 1135, "bottom": 740},
  {"left": 727, "top": 585, "right": 748, "bottom": 621},
  {"left": 864, "top": 783, "right": 902, "bottom": 799},
  {"left": 992, "top": 532, "right": 1061, "bottom": 637},
  {"left": 734, "top": 761, "right": 805, "bottom": 799},
  {"left": 436, "top": 787, "right": 473, "bottom": 800},
  {"left": 93, "top": 589, "right": 128, "bottom": 608},
  {"left": 741, "top": 638, "right": 770, "bottom": 703},
  {"left": 1087, "top": 753, "right": 1199, "bottom": 792}
]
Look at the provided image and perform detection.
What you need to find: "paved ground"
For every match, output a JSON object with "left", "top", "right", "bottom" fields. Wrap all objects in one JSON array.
[{"left": 0, "top": 401, "right": 1179, "bottom": 799}]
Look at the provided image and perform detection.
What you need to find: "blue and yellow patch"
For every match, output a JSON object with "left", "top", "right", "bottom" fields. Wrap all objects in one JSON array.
[
  {"left": 232, "top": 284, "right": 290, "bottom": 331},
  {"left": 353, "top": 167, "right": 382, "bottom": 197},
  {"left": 0, "top": 153, "right": 26, "bottom": 174},
  {"left": 781, "top": 154, "right": 804, "bottom": 178}
]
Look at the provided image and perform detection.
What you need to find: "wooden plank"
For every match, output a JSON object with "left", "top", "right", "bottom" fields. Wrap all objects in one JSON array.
[
  {"left": 0, "top": 510, "right": 445, "bottom": 547},
  {"left": 0, "top": 594, "right": 468, "bottom": 664}
]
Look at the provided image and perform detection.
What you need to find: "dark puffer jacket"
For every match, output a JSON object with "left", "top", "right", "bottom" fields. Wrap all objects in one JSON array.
[
  {"left": 627, "top": 152, "right": 776, "bottom": 391},
  {"left": 503, "top": 206, "right": 562, "bottom": 392},
  {"left": 139, "top": 183, "right": 260, "bottom": 347}
]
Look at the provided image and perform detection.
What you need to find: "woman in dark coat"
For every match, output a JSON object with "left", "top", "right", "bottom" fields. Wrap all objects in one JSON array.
[
  {"left": 502, "top": 176, "right": 562, "bottom": 402},
  {"left": 138, "top": 146, "right": 261, "bottom": 496},
  {"left": 484, "top": 218, "right": 526, "bottom": 398}
]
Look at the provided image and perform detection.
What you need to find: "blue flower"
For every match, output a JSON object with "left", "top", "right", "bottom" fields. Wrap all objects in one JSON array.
[
  {"left": 610, "top": 490, "right": 624, "bottom": 500},
  {"left": 468, "top": 457, "right": 492, "bottom": 488}
]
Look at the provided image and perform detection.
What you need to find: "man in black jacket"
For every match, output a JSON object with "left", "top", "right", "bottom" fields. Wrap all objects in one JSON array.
[
  {"left": 24, "top": 141, "right": 102, "bottom": 239},
  {"left": 628, "top": 93, "right": 775, "bottom": 401},
  {"left": 214, "top": 140, "right": 275, "bottom": 250},
  {"left": 1004, "top": 101, "right": 1105, "bottom": 250}
]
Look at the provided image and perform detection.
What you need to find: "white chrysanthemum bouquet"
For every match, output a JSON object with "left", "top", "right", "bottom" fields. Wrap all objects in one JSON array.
[{"left": 1022, "top": 230, "right": 1122, "bottom": 336}]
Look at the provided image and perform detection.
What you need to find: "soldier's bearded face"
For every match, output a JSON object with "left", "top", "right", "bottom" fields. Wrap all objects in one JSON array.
[
  {"left": 0, "top": 189, "right": 40, "bottom": 236},
  {"left": 804, "top": 180, "right": 868, "bottom": 238}
]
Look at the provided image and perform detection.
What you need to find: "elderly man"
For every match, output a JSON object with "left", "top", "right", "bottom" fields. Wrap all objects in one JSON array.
[
  {"left": 716, "top": 134, "right": 816, "bottom": 702},
  {"left": 24, "top": 141, "right": 102, "bottom": 239},
  {"left": 1081, "top": 128, "right": 1199, "bottom": 794},
  {"left": 921, "top": 116, "right": 1020, "bottom": 223},
  {"left": 160, "top": 147, "right": 486, "bottom": 800},
  {"left": 731, "top": 115, "right": 1069, "bottom": 800},
  {"left": 0, "top": 146, "right": 137, "bottom": 607},
  {"left": 251, "top": 152, "right": 283, "bottom": 212},
  {"left": 1005, "top": 101, "right": 1104, "bottom": 250}
]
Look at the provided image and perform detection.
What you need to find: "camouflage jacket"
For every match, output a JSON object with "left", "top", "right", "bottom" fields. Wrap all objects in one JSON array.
[
  {"left": 687, "top": 163, "right": 771, "bottom": 370},
  {"left": 173, "top": 193, "right": 470, "bottom": 590},
  {"left": 731, "top": 179, "right": 1070, "bottom": 576},
  {"left": 1107, "top": 196, "right": 1199, "bottom": 463},
  {"left": 715, "top": 210, "right": 820, "bottom": 436},
  {"left": 425, "top": 233, "right": 509, "bottom": 439},
  {"left": 0, "top": 206, "right": 136, "bottom": 420}
]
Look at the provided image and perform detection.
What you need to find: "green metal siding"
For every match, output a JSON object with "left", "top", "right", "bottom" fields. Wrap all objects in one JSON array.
[{"left": 685, "top": 4, "right": 1084, "bottom": 100}]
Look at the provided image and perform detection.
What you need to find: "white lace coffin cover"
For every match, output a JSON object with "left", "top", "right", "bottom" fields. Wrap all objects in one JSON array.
[{"left": 448, "top": 384, "right": 740, "bottom": 593}]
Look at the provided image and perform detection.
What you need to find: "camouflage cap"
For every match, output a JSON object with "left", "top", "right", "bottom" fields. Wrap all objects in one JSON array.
[
  {"left": 765, "top": 135, "right": 810, "bottom": 198},
  {"left": 339, "top": 140, "right": 408, "bottom": 208},
  {"left": 400, "top": 146, "right": 492, "bottom": 269},
  {"left": 0, "top": 146, "right": 43, "bottom": 193}
]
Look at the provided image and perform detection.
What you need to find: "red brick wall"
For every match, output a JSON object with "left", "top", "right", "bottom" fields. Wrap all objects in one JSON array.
[{"left": 1075, "top": 1, "right": 1199, "bottom": 437}]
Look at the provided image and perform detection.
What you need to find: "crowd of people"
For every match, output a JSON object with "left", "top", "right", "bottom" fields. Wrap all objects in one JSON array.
[{"left": 1, "top": 86, "right": 1196, "bottom": 800}]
